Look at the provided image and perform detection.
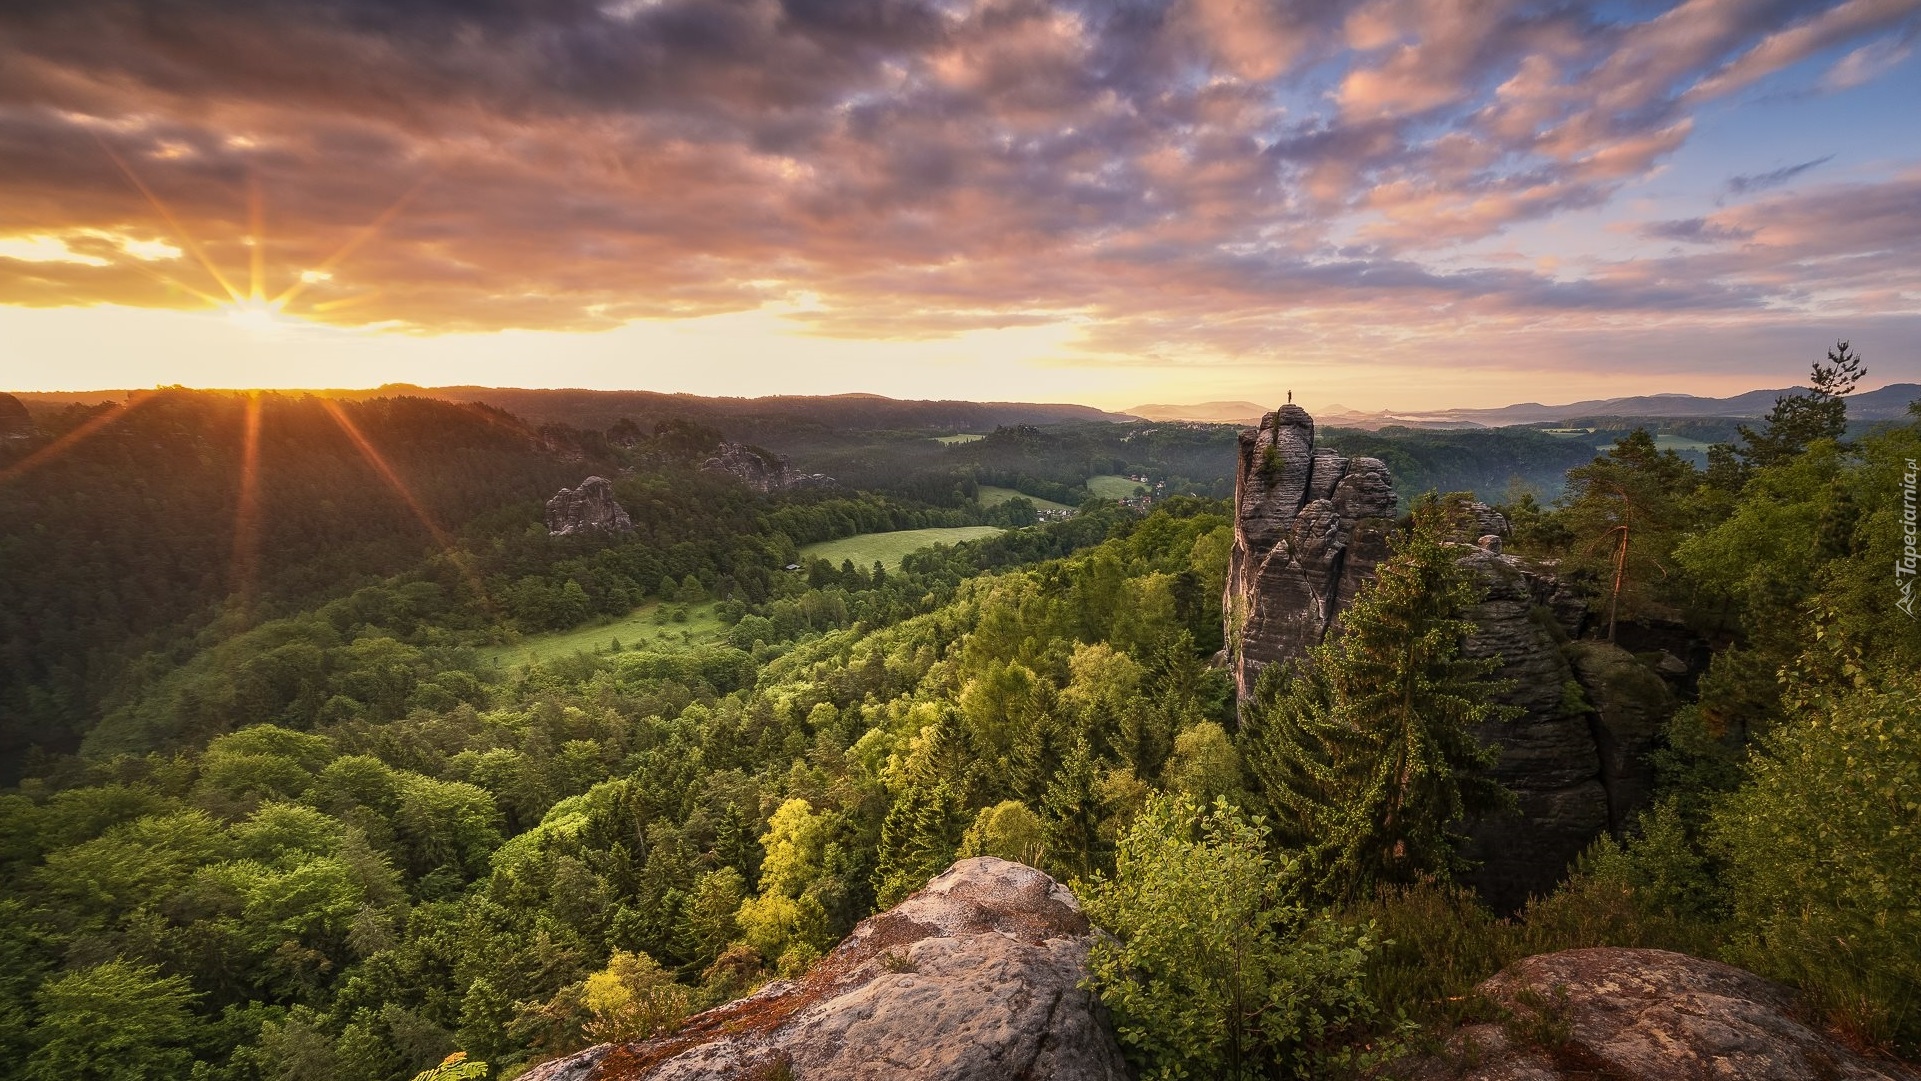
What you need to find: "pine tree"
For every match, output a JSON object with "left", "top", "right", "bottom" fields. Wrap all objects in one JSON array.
[
  {"left": 1725, "top": 340, "right": 1866, "bottom": 476},
  {"left": 1242, "top": 499, "right": 1516, "bottom": 902}
]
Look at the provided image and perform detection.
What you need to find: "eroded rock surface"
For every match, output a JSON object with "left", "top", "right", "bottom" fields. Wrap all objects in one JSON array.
[
  {"left": 1224, "top": 409, "right": 1667, "bottom": 908},
  {"left": 701, "top": 442, "right": 836, "bottom": 493},
  {"left": 520, "top": 858, "right": 1129, "bottom": 1081},
  {"left": 1224, "top": 404, "right": 1396, "bottom": 699},
  {"left": 546, "top": 476, "right": 635, "bottom": 536},
  {"left": 1406, "top": 948, "right": 1916, "bottom": 1080}
]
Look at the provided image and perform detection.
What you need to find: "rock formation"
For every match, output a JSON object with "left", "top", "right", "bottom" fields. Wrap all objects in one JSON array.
[
  {"left": 546, "top": 477, "right": 635, "bottom": 537},
  {"left": 0, "top": 392, "right": 31, "bottom": 439},
  {"left": 1224, "top": 404, "right": 1396, "bottom": 700},
  {"left": 519, "top": 857, "right": 1129, "bottom": 1081},
  {"left": 1226, "top": 406, "right": 1671, "bottom": 909},
  {"left": 701, "top": 443, "right": 835, "bottom": 493},
  {"left": 1403, "top": 948, "right": 1916, "bottom": 1080}
]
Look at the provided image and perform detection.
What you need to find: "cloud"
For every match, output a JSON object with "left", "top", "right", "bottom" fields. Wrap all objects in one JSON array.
[
  {"left": 0, "top": 0, "right": 1914, "bottom": 378},
  {"left": 1726, "top": 154, "right": 1834, "bottom": 194},
  {"left": 1643, "top": 217, "right": 1758, "bottom": 243},
  {"left": 1821, "top": 30, "right": 1916, "bottom": 88}
]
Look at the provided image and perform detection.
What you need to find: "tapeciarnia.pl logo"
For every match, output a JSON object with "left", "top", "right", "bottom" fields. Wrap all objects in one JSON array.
[{"left": 1899, "top": 457, "right": 1918, "bottom": 619}]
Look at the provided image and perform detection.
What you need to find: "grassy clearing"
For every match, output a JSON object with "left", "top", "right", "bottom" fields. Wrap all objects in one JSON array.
[
  {"left": 479, "top": 601, "right": 728, "bottom": 668},
  {"left": 933, "top": 433, "right": 985, "bottom": 444},
  {"left": 1580, "top": 433, "right": 1716, "bottom": 453},
  {"left": 976, "top": 485, "right": 1077, "bottom": 514},
  {"left": 1087, "top": 474, "right": 1148, "bottom": 500},
  {"left": 801, "top": 525, "right": 1005, "bottom": 569}
]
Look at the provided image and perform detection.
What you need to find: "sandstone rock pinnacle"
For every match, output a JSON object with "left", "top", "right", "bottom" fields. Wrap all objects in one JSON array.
[
  {"left": 1223, "top": 403, "right": 1396, "bottom": 699},
  {"left": 545, "top": 476, "right": 635, "bottom": 537}
]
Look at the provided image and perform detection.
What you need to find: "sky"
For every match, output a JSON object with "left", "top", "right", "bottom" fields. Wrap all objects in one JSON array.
[{"left": 2, "top": 0, "right": 1918, "bottom": 412}]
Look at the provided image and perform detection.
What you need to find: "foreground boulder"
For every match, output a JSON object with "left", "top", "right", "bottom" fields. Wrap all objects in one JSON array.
[
  {"left": 546, "top": 476, "right": 635, "bottom": 536},
  {"left": 521, "top": 857, "right": 1129, "bottom": 1081},
  {"left": 1406, "top": 947, "right": 1915, "bottom": 1080}
]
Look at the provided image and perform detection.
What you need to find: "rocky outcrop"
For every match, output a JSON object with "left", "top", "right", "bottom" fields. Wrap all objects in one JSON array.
[
  {"left": 1224, "top": 404, "right": 1396, "bottom": 699},
  {"left": 1567, "top": 641, "right": 1673, "bottom": 835},
  {"left": 546, "top": 476, "right": 635, "bottom": 536},
  {"left": 701, "top": 443, "right": 835, "bottom": 493},
  {"left": 1405, "top": 948, "right": 1916, "bottom": 1080},
  {"left": 521, "top": 858, "right": 1129, "bottom": 1081},
  {"left": 0, "top": 392, "right": 31, "bottom": 439},
  {"left": 1452, "top": 545, "right": 1612, "bottom": 911},
  {"left": 1225, "top": 409, "right": 1669, "bottom": 909}
]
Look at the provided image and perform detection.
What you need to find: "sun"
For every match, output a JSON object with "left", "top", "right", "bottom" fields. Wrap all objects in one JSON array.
[{"left": 221, "top": 296, "right": 294, "bottom": 334}]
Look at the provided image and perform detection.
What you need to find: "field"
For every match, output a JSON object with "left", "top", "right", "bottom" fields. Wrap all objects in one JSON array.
[
  {"left": 1087, "top": 474, "right": 1148, "bottom": 500},
  {"left": 976, "top": 485, "right": 1077, "bottom": 513},
  {"left": 801, "top": 525, "right": 1006, "bottom": 569},
  {"left": 1542, "top": 428, "right": 1714, "bottom": 455},
  {"left": 933, "top": 433, "right": 985, "bottom": 444},
  {"left": 478, "top": 601, "right": 728, "bottom": 668}
]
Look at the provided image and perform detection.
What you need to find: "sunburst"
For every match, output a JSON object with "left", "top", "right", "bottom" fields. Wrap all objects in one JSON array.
[{"left": 3, "top": 145, "right": 486, "bottom": 621}]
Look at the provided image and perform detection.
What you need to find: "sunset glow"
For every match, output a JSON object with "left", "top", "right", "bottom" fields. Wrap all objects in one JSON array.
[{"left": 3, "top": 0, "right": 1918, "bottom": 407}]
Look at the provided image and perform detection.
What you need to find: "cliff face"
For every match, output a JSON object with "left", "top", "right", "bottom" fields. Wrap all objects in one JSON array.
[
  {"left": 1224, "top": 404, "right": 1396, "bottom": 699},
  {"left": 546, "top": 476, "right": 635, "bottom": 537},
  {"left": 701, "top": 443, "right": 836, "bottom": 493},
  {"left": 1226, "top": 407, "right": 1669, "bottom": 908},
  {"left": 521, "top": 858, "right": 1128, "bottom": 1081}
]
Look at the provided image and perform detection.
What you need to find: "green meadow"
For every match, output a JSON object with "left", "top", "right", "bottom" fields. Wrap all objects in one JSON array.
[
  {"left": 800, "top": 525, "right": 1006, "bottom": 569},
  {"left": 478, "top": 600, "right": 729, "bottom": 668},
  {"left": 1087, "top": 474, "right": 1148, "bottom": 500},
  {"left": 976, "top": 485, "right": 1077, "bottom": 513}
]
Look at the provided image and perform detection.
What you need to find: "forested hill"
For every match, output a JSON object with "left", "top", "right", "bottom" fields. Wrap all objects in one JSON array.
[
  {"left": 0, "top": 393, "right": 585, "bottom": 760},
  {"left": 0, "top": 389, "right": 1075, "bottom": 773},
  {"left": 338, "top": 387, "right": 1135, "bottom": 437}
]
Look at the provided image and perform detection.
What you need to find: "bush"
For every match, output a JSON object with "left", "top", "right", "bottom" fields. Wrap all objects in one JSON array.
[
  {"left": 1080, "top": 794, "right": 1376, "bottom": 1080},
  {"left": 1712, "top": 675, "right": 1921, "bottom": 1054}
]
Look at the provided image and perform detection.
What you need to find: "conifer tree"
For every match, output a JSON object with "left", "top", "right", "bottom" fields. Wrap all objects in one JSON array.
[
  {"left": 1721, "top": 340, "right": 1866, "bottom": 479},
  {"left": 1242, "top": 499, "right": 1515, "bottom": 902}
]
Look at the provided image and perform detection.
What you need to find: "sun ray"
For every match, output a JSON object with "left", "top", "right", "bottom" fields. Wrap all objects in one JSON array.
[
  {"left": 93, "top": 132, "right": 242, "bottom": 303},
  {"left": 0, "top": 396, "right": 152, "bottom": 486},
  {"left": 309, "top": 290, "right": 383, "bottom": 313},
  {"left": 247, "top": 175, "right": 266, "bottom": 304},
  {"left": 124, "top": 259, "right": 229, "bottom": 307},
  {"left": 273, "top": 175, "right": 434, "bottom": 310},
  {"left": 315, "top": 397, "right": 491, "bottom": 605},
  {"left": 229, "top": 392, "right": 265, "bottom": 616}
]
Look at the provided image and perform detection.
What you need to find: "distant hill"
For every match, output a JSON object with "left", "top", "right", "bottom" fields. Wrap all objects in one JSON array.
[
  {"left": 349, "top": 386, "right": 1137, "bottom": 435},
  {"left": 1188, "top": 383, "right": 1921, "bottom": 430},
  {"left": 1127, "top": 401, "right": 1265, "bottom": 424}
]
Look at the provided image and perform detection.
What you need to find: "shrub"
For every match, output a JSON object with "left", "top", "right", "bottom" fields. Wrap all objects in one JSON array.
[
  {"left": 1080, "top": 794, "right": 1376, "bottom": 1080},
  {"left": 1711, "top": 675, "right": 1921, "bottom": 1054}
]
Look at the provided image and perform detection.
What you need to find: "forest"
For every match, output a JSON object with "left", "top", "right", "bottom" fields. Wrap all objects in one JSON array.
[{"left": 0, "top": 360, "right": 1916, "bottom": 1080}]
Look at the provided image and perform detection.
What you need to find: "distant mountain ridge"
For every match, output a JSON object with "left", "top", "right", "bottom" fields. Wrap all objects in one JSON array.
[
  {"left": 1135, "top": 383, "right": 1921, "bottom": 429},
  {"left": 8, "top": 386, "right": 1136, "bottom": 434}
]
